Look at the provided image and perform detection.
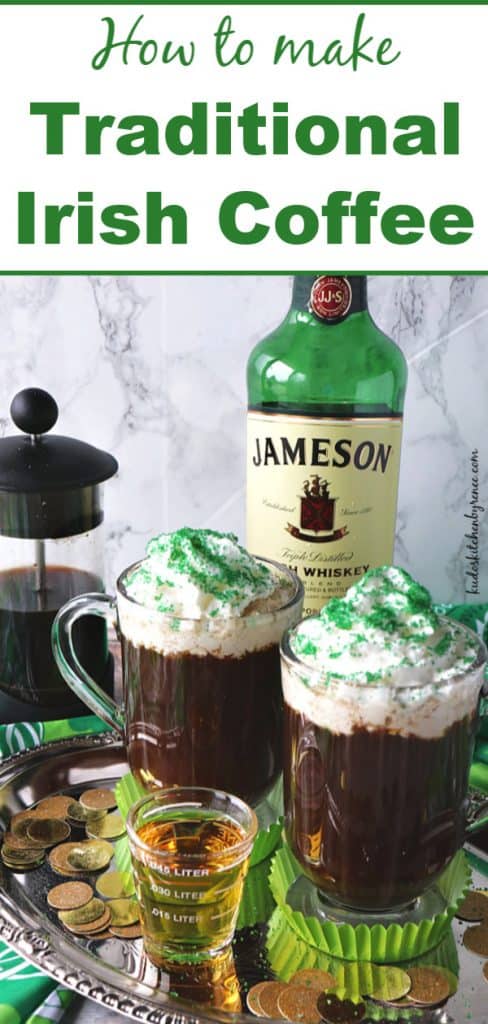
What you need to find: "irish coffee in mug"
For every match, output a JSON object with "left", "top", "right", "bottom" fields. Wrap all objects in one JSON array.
[
  {"left": 281, "top": 566, "right": 487, "bottom": 916},
  {"left": 53, "top": 528, "right": 303, "bottom": 806}
]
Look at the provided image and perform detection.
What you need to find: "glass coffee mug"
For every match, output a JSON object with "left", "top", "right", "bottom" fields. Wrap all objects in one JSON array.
[
  {"left": 280, "top": 620, "right": 488, "bottom": 921},
  {"left": 52, "top": 557, "right": 303, "bottom": 807}
]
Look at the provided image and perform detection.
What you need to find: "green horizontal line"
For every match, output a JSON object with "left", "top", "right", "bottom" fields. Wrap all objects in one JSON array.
[
  {"left": 2, "top": 1, "right": 487, "bottom": 6},
  {"left": 0, "top": 270, "right": 487, "bottom": 276}
]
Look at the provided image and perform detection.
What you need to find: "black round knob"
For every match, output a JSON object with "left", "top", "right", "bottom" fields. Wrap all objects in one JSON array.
[{"left": 10, "top": 388, "right": 59, "bottom": 436}]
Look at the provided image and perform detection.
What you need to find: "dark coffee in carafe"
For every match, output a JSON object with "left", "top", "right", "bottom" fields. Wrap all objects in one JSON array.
[{"left": 0, "top": 387, "right": 118, "bottom": 724}]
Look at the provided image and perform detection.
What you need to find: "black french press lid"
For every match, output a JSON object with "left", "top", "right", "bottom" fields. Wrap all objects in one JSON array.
[{"left": 0, "top": 388, "right": 118, "bottom": 539}]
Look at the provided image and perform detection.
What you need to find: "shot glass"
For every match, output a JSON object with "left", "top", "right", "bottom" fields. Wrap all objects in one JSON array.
[{"left": 127, "top": 786, "right": 257, "bottom": 964}]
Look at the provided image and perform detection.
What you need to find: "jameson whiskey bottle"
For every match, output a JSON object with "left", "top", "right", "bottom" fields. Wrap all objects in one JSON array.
[{"left": 247, "top": 275, "right": 407, "bottom": 614}]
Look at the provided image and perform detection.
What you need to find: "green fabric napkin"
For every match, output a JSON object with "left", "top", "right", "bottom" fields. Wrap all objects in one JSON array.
[
  {"left": 436, "top": 601, "right": 488, "bottom": 794},
  {"left": 0, "top": 949, "right": 73, "bottom": 1024},
  {"left": 0, "top": 715, "right": 109, "bottom": 1023},
  {"left": 0, "top": 714, "right": 109, "bottom": 760}
]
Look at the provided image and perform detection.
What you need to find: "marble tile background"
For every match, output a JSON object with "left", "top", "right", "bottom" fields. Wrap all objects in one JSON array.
[{"left": 0, "top": 274, "right": 485, "bottom": 604}]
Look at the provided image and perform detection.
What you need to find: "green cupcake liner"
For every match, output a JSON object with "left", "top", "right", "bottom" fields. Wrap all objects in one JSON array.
[
  {"left": 268, "top": 843, "right": 471, "bottom": 963},
  {"left": 267, "top": 907, "right": 421, "bottom": 1018},
  {"left": 267, "top": 905, "right": 331, "bottom": 979},
  {"left": 237, "top": 855, "right": 277, "bottom": 930},
  {"left": 267, "top": 904, "right": 459, "bottom": 1017},
  {"left": 114, "top": 771, "right": 145, "bottom": 814},
  {"left": 250, "top": 821, "right": 282, "bottom": 867},
  {"left": 113, "top": 834, "right": 131, "bottom": 874}
]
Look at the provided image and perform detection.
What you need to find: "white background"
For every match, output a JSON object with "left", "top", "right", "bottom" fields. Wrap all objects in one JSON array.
[{"left": 0, "top": 4, "right": 486, "bottom": 271}]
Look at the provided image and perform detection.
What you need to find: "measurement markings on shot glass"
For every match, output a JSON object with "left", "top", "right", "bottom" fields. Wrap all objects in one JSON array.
[
  {"left": 166, "top": 891, "right": 207, "bottom": 901},
  {"left": 151, "top": 863, "right": 210, "bottom": 876},
  {"left": 152, "top": 909, "right": 200, "bottom": 924},
  {"left": 149, "top": 882, "right": 207, "bottom": 899},
  {"left": 150, "top": 882, "right": 172, "bottom": 896},
  {"left": 172, "top": 891, "right": 207, "bottom": 900}
]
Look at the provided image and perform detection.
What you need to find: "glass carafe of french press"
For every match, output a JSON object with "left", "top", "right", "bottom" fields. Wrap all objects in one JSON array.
[{"left": 0, "top": 388, "right": 118, "bottom": 724}]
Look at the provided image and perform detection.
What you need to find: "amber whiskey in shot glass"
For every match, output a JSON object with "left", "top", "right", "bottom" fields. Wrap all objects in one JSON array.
[{"left": 127, "top": 787, "right": 257, "bottom": 964}]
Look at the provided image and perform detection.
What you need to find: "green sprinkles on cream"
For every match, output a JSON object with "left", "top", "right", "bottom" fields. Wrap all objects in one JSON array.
[
  {"left": 124, "top": 527, "right": 276, "bottom": 618},
  {"left": 146, "top": 528, "right": 269, "bottom": 598},
  {"left": 432, "top": 633, "right": 452, "bottom": 657},
  {"left": 290, "top": 565, "right": 478, "bottom": 687}
]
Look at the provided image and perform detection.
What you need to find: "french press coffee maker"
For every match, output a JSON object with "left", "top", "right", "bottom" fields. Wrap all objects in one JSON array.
[{"left": 0, "top": 388, "right": 118, "bottom": 724}]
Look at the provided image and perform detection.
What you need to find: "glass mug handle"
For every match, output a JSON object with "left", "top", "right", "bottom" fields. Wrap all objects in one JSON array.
[
  {"left": 52, "top": 594, "right": 125, "bottom": 736},
  {"left": 466, "top": 693, "right": 488, "bottom": 836}
]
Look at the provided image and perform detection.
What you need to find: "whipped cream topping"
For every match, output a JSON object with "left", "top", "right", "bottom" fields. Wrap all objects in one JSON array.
[
  {"left": 283, "top": 566, "right": 484, "bottom": 738},
  {"left": 119, "top": 528, "right": 301, "bottom": 658},
  {"left": 124, "top": 528, "right": 279, "bottom": 619},
  {"left": 289, "top": 566, "right": 478, "bottom": 686}
]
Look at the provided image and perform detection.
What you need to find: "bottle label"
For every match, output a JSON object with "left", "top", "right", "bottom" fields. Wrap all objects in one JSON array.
[
  {"left": 247, "top": 411, "right": 403, "bottom": 614},
  {"left": 309, "top": 276, "right": 352, "bottom": 322}
]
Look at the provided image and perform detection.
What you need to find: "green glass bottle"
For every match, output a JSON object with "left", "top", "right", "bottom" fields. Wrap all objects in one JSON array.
[{"left": 246, "top": 274, "right": 407, "bottom": 614}]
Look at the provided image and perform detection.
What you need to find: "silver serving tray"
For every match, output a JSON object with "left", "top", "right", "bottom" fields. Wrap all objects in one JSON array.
[{"left": 0, "top": 735, "right": 487, "bottom": 1024}]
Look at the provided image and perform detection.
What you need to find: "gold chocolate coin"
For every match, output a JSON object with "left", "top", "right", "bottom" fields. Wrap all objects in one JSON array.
[
  {"left": 406, "top": 966, "right": 450, "bottom": 1006},
  {"left": 62, "top": 907, "right": 112, "bottom": 935},
  {"left": 456, "top": 889, "right": 488, "bottom": 922},
  {"left": 10, "top": 815, "right": 39, "bottom": 838},
  {"left": 316, "top": 993, "right": 365, "bottom": 1022},
  {"left": 1, "top": 855, "right": 44, "bottom": 872},
  {"left": 109, "top": 923, "right": 143, "bottom": 939},
  {"left": 433, "top": 967, "right": 458, "bottom": 997},
  {"left": 1, "top": 845, "right": 44, "bottom": 864},
  {"left": 49, "top": 841, "right": 85, "bottom": 876},
  {"left": 2, "top": 831, "right": 44, "bottom": 851},
  {"left": 106, "top": 898, "right": 139, "bottom": 927},
  {"left": 96, "top": 870, "right": 136, "bottom": 899},
  {"left": 277, "top": 985, "right": 321, "bottom": 1023},
  {"left": 352, "top": 963, "right": 391, "bottom": 998},
  {"left": 79, "top": 788, "right": 116, "bottom": 812},
  {"left": 67, "top": 801, "right": 105, "bottom": 824},
  {"left": 463, "top": 924, "right": 488, "bottom": 957},
  {"left": 369, "top": 966, "right": 411, "bottom": 1003},
  {"left": 27, "top": 818, "right": 70, "bottom": 847},
  {"left": 47, "top": 881, "right": 94, "bottom": 911},
  {"left": 291, "top": 969, "right": 336, "bottom": 991},
  {"left": 86, "top": 813, "right": 125, "bottom": 841},
  {"left": 59, "top": 897, "right": 106, "bottom": 927},
  {"left": 246, "top": 981, "right": 270, "bottom": 1016},
  {"left": 33, "top": 796, "right": 74, "bottom": 819},
  {"left": 67, "top": 840, "right": 114, "bottom": 872},
  {"left": 2, "top": 840, "right": 44, "bottom": 857},
  {"left": 257, "top": 981, "right": 289, "bottom": 1018}
]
